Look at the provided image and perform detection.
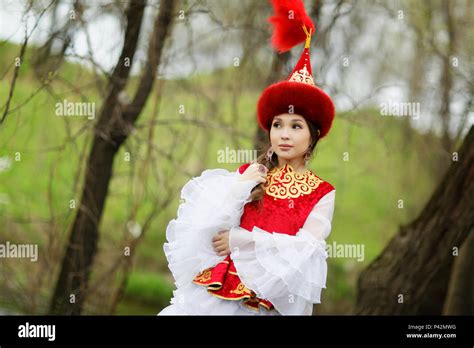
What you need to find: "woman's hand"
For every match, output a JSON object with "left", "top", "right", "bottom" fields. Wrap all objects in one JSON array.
[
  {"left": 239, "top": 163, "right": 268, "bottom": 184},
  {"left": 212, "top": 230, "right": 231, "bottom": 256}
]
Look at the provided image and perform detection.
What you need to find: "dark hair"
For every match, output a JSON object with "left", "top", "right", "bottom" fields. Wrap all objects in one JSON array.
[{"left": 250, "top": 118, "right": 321, "bottom": 203}]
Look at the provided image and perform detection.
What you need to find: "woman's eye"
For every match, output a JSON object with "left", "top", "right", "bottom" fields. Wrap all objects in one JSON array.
[{"left": 272, "top": 123, "right": 301, "bottom": 129}]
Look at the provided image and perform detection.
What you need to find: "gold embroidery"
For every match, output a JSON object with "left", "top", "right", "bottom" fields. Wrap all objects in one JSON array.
[
  {"left": 264, "top": 163, "right": 322, "bottom": 200},
  {"left": 193, "top": 268, "right": 212, "bottom": 283},
  {"left": 242, "top": 298, "right": 273, "bottom": 311},
  {"left": 193, "top": 267, "right": 276, "bottom": 312},
  {"left": 242, "top": 302, "right": 260, "bottom": 311},
  {"left": 207, "top": 290, "right": 252, "bottom": 301},
  {"left": 259, "top": 302, "right": 273, "bottom": 310},
  {"left": 289, "top": 65, "right": 315, "bottom": 86},
  {"left": 230, "top": 282, "right": 252, "bottom": 296}
]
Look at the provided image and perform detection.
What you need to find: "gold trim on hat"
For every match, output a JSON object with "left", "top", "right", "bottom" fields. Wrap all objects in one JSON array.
[
  {"left": 302, "top": 25, "right": 312, "bottom": 48},
  {"left": 289, "top": 64, "right": 315, "bottom": 86}
]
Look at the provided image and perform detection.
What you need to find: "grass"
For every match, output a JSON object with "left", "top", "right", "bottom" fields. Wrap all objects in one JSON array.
[{"left": 116, "top": 270, "right": 174, "bottom": 315}]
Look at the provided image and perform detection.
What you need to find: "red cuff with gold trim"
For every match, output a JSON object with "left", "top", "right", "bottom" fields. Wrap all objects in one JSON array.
[{"left": 193, "top": 255, "right": 275, "bottom": 312}]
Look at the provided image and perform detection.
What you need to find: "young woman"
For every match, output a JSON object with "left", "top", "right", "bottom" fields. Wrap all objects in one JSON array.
[{"left": 158, "top": 0, "right": 336, "bottom": 316}]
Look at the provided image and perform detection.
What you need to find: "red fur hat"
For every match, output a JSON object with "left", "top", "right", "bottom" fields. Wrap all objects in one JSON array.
[{"left": 257, "top": 0, "right": 335, "bottom": 138}]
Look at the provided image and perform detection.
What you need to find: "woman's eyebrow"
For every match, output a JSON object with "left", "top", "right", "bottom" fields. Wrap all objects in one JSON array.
[{"left": 273, "top": 118, "right": 304, "bottom": 122}]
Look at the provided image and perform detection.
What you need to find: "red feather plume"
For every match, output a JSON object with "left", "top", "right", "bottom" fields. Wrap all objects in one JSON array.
[{"left": 268, "top": 0, "right": 315, "bottom": 53}]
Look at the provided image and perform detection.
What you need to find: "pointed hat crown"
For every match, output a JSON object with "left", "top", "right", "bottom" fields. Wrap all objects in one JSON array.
[{"left": 257, "top": 0, "right": 335, "bottom": 139}]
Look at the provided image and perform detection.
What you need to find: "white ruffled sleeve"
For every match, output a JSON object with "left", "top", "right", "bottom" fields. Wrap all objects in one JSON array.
[
  {"left": 229, "top": 190, "right": 336, "bottom": 315},
  {"left": 163, "top": 168, "right": 258, "bottom": 289}
]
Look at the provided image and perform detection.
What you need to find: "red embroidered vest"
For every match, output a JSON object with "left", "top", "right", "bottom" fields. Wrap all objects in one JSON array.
[{"left": 193, "top": 163, "right": 334, "bottom": 312}]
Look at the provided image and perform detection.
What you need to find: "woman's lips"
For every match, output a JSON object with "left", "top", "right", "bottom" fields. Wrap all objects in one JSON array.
[{"left": 278, "top": 145, "right": 293, "bottom": 151}]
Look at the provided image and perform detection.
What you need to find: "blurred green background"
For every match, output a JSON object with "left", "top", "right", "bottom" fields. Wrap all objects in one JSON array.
[
  {"left": 1, "top": 0, "right": 471, "bottom": 315},
  {"left": 0, "top": 39, "right": 439, "bottom": 315}
]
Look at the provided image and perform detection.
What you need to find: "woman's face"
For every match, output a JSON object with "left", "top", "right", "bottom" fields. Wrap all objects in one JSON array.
[{"left": 270, "top": 113, "right": 312, "bottom": 162}]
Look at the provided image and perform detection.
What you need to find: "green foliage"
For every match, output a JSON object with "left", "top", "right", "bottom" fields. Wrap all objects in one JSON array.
[
  {"left": 0, "top": 40, "right": 439, "bottom": 314},
  {"left": 116, "top": 270, "right": 174, "bottom": 315}
]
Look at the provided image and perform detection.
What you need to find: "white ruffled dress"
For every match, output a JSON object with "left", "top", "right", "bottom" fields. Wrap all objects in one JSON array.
[{"left": 157, "top": 167, "right": 335, "bottom": 315}]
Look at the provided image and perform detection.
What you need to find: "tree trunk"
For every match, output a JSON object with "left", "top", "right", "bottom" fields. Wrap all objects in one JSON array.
[
  {"left": 443, "top": 230, "right": 473, "bottom": 315},
  {"left": 49, "top": 0, "right": 176, "bottom": 315},
  {"left": 439, "top": 0, "right": 456, "bottom": 154},
  {"left": 355, "top": 126, "right": 474, "bottom": 315}
]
